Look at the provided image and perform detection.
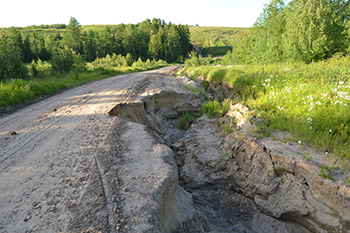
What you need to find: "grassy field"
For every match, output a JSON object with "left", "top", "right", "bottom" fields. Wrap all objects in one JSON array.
[
  {"left": 18, "top": 25, "right": 116, "bottom": 37},
  {"left": 189, "top": 26, "right": 249, "bottom": 56},
  {"left": 181, "top": 55, "right": 350, "bottom": 162}
]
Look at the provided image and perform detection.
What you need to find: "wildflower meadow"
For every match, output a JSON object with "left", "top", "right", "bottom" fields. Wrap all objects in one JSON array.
[{"left": 182, "top": 55, "right": 350, "bottom": 160}]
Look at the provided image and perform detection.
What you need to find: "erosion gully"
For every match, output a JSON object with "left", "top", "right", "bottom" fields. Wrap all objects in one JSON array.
[{"left": 108, "top": 73, "right": 349, "bottom": 233}]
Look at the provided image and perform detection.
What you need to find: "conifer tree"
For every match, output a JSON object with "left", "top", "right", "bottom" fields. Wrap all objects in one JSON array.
[
  {"left": 63, "top": 17, "right": 83, "bottom": 54},
  {"left": 166, "top": 25, "right": 183, "bottom": 62},
  {"left": 98, "top": 27, "right": 115, "bottom": 58},
  {"left": 84, "top": 30, "right": 98, "bottom": 61},
  {"left": 22, "top": 35, "right": 34, "bottom": 63},
  {"left": 0, "top": 31, "right": 28, "bottom": 80}
]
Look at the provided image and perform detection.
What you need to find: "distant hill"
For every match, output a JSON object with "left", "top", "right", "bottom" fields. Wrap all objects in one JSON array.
[{"left": 189, "top": 26, "right": 250, "bottom": 56}]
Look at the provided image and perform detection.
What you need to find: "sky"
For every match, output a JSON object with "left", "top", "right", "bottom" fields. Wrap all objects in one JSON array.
[{"left": 0, "top": 0, "right": 269, "bottom": 28}]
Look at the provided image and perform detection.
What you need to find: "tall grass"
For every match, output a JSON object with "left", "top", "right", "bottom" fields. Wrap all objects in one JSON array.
[{"left": 182, "top": 55, "right": 350, "bottom": 159}]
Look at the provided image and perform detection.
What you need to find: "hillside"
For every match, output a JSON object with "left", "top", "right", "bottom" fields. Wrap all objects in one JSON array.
[{"left": 189, "top": 26, "right": 249, "bottom": 56}]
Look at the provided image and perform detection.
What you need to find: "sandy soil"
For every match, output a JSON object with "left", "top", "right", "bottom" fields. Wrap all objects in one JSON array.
[{"left": 0, "top": 67, "right": 178, "bottom": 233}]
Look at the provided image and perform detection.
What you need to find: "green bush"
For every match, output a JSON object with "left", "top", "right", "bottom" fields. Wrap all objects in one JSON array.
[
  {"left": 30, "top": 59, "right": 51, "bottom": 77},
  {"left": 184, "top": 51, "right": 212, "bottom": 68},
  {"left": 50, "top": 47, "right": 76, "bottom": 74}
]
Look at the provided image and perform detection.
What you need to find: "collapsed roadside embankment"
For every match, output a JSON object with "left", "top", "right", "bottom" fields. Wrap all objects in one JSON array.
[{"left": 106, "top": 68, "right": 350, "bottom": 232}]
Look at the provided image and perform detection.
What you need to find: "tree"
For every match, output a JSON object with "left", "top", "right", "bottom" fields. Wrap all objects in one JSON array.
[
  {"left": 149, "top": 32, "right": 163, "bottom": 60},
  {"left": 283, "top": 0, "right": 333, "bottom": 62},
  {"left": 83, "top": 30, "right": 98, "bottom": 61},
  {"left": 166, "top": 25, "right": 183, "bottom": 62},
  {"left": 135, "top": 24, "right": 150, "bottom": 60},
  {"left": 22, "top": 35, "right": 34, "bottom": 63},
  {"left": 45, "top": 33, "right": 61, "bottom": 57},
  {"left": 30, "top": 31, "right": 40, "bottom": 60},
  {"left": 63, "top": 17, "right": 83, "bottom": 54},
  {"left": 178, "top": 25, "right": 192, "bottom": 58},
  {"left": 38, "top": 37, "right": 51, "bottom": 60},
  {"left": 149, "top": 26, "right": 167, "bottom": 60},
  {"left": 0, "top": 31, "right": 28, "bottom": 80},
  {"left": 259, "top": 0, "right": 286, "bottom": 62},
  {"left": 6, "top": 27, "right": 24, "bottom": 60},
  {"left": 50, "top": 47, "right": 76, "bottom": 74},
  {"left": 227, "top": 0, "right": 349, "bottom": 64},
  {"left": 150, "top": 18, "right": 161, "bottom": 34},
  {"left": 136, "top": 20, "right": 151, "bottom": 60},
  {"left": 97, "top": 26, "right": 115, "bottom": 58},
  {"left": 122, "top": 24, "right": 137, "bottom": 58},
  {"left": 113, "top": 24, "right": 125, "bottom": 55},
  {"left": 30, "top": 32, "right": 51, "bottom": 61}
]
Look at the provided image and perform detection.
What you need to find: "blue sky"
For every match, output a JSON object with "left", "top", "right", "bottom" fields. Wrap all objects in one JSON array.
[{"left": 1, "top": 0, "right": 269, "bottom": 28}]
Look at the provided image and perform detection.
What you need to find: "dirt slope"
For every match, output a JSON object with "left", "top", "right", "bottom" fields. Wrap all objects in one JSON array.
[{"left": 0, "top": 67, "right": 182, "bottom": 232}]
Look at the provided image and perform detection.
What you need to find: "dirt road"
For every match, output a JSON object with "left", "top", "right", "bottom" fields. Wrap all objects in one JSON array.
[{"left": 0, "top": 67, "right": 182, "bottom": 233}]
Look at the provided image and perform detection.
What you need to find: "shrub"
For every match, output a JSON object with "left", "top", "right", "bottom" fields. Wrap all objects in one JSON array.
[
  {"left": 30, "top": 59, "right": 52, "bottom": 77},
  {"left": 185, "top": 51, "right": 212, "bottom": 68},
  {"left": 50, "top": 47, "right": 76, "bottom": 74},
  {"left": 31, "top": 60, "right": 39, "bottom": 77}
]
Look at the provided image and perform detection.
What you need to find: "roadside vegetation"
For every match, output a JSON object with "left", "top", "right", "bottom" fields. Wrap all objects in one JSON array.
[
  {"left": 1, "top": 55, "right": 167, "bottom": 113},
  {"left": 180, "top": 0, "right": 350, "bottom": 165},
  {"left": 182, "top": 56, "right": 350, "bottom": 160}
]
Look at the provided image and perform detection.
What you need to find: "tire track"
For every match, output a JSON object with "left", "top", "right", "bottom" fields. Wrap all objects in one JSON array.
[{"left": 0, "top": 95, "right": 91, "bottom": 168}]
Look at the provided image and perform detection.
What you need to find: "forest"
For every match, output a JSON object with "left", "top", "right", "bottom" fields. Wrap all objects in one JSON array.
[
  {"left": 226, "top": 0, "right": 350, "bottom": 64},
  {"left": 0, "top": 17, "right": 192, "bottom": 80}
]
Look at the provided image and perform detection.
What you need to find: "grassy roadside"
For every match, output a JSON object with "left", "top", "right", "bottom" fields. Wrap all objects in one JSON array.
[
  {"left": 180, "top": 55, "right": 350, "bottom": 161},
  {"left": 0, "top": 61, "right": 168, "bottom": 115}
]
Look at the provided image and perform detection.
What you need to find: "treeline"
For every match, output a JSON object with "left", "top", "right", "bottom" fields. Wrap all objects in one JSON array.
[
  {"left": 226, "top": 0, "right": 350, "bottom": 64},
  {"left": 5, "top": 17, "right": 191, "bottom": 63},
  {"left": 23, "top": 24, "right": 67, "bottom": 30},
  {"left": 0, "top": 17, "right": 192, "bottom": 80}
]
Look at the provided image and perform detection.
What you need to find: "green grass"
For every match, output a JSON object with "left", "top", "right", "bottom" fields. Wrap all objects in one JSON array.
[
  {"left": 0, "top": 70, "right": 117, "bottom": 112},
  {"left": 319, "top": 165, "right": 339, "bottom": 180},
  {"left": 198, "top": 99, "right": 230, "bottom": 118},
  {"left": 182, "top": 55, "right": 350, "bottom": 160},
  {"left": 179, "top": 112, "right": 191, "bottom": 129},
  {"left": 17, "top": 25, "right": 117, "bottom": 37}
]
